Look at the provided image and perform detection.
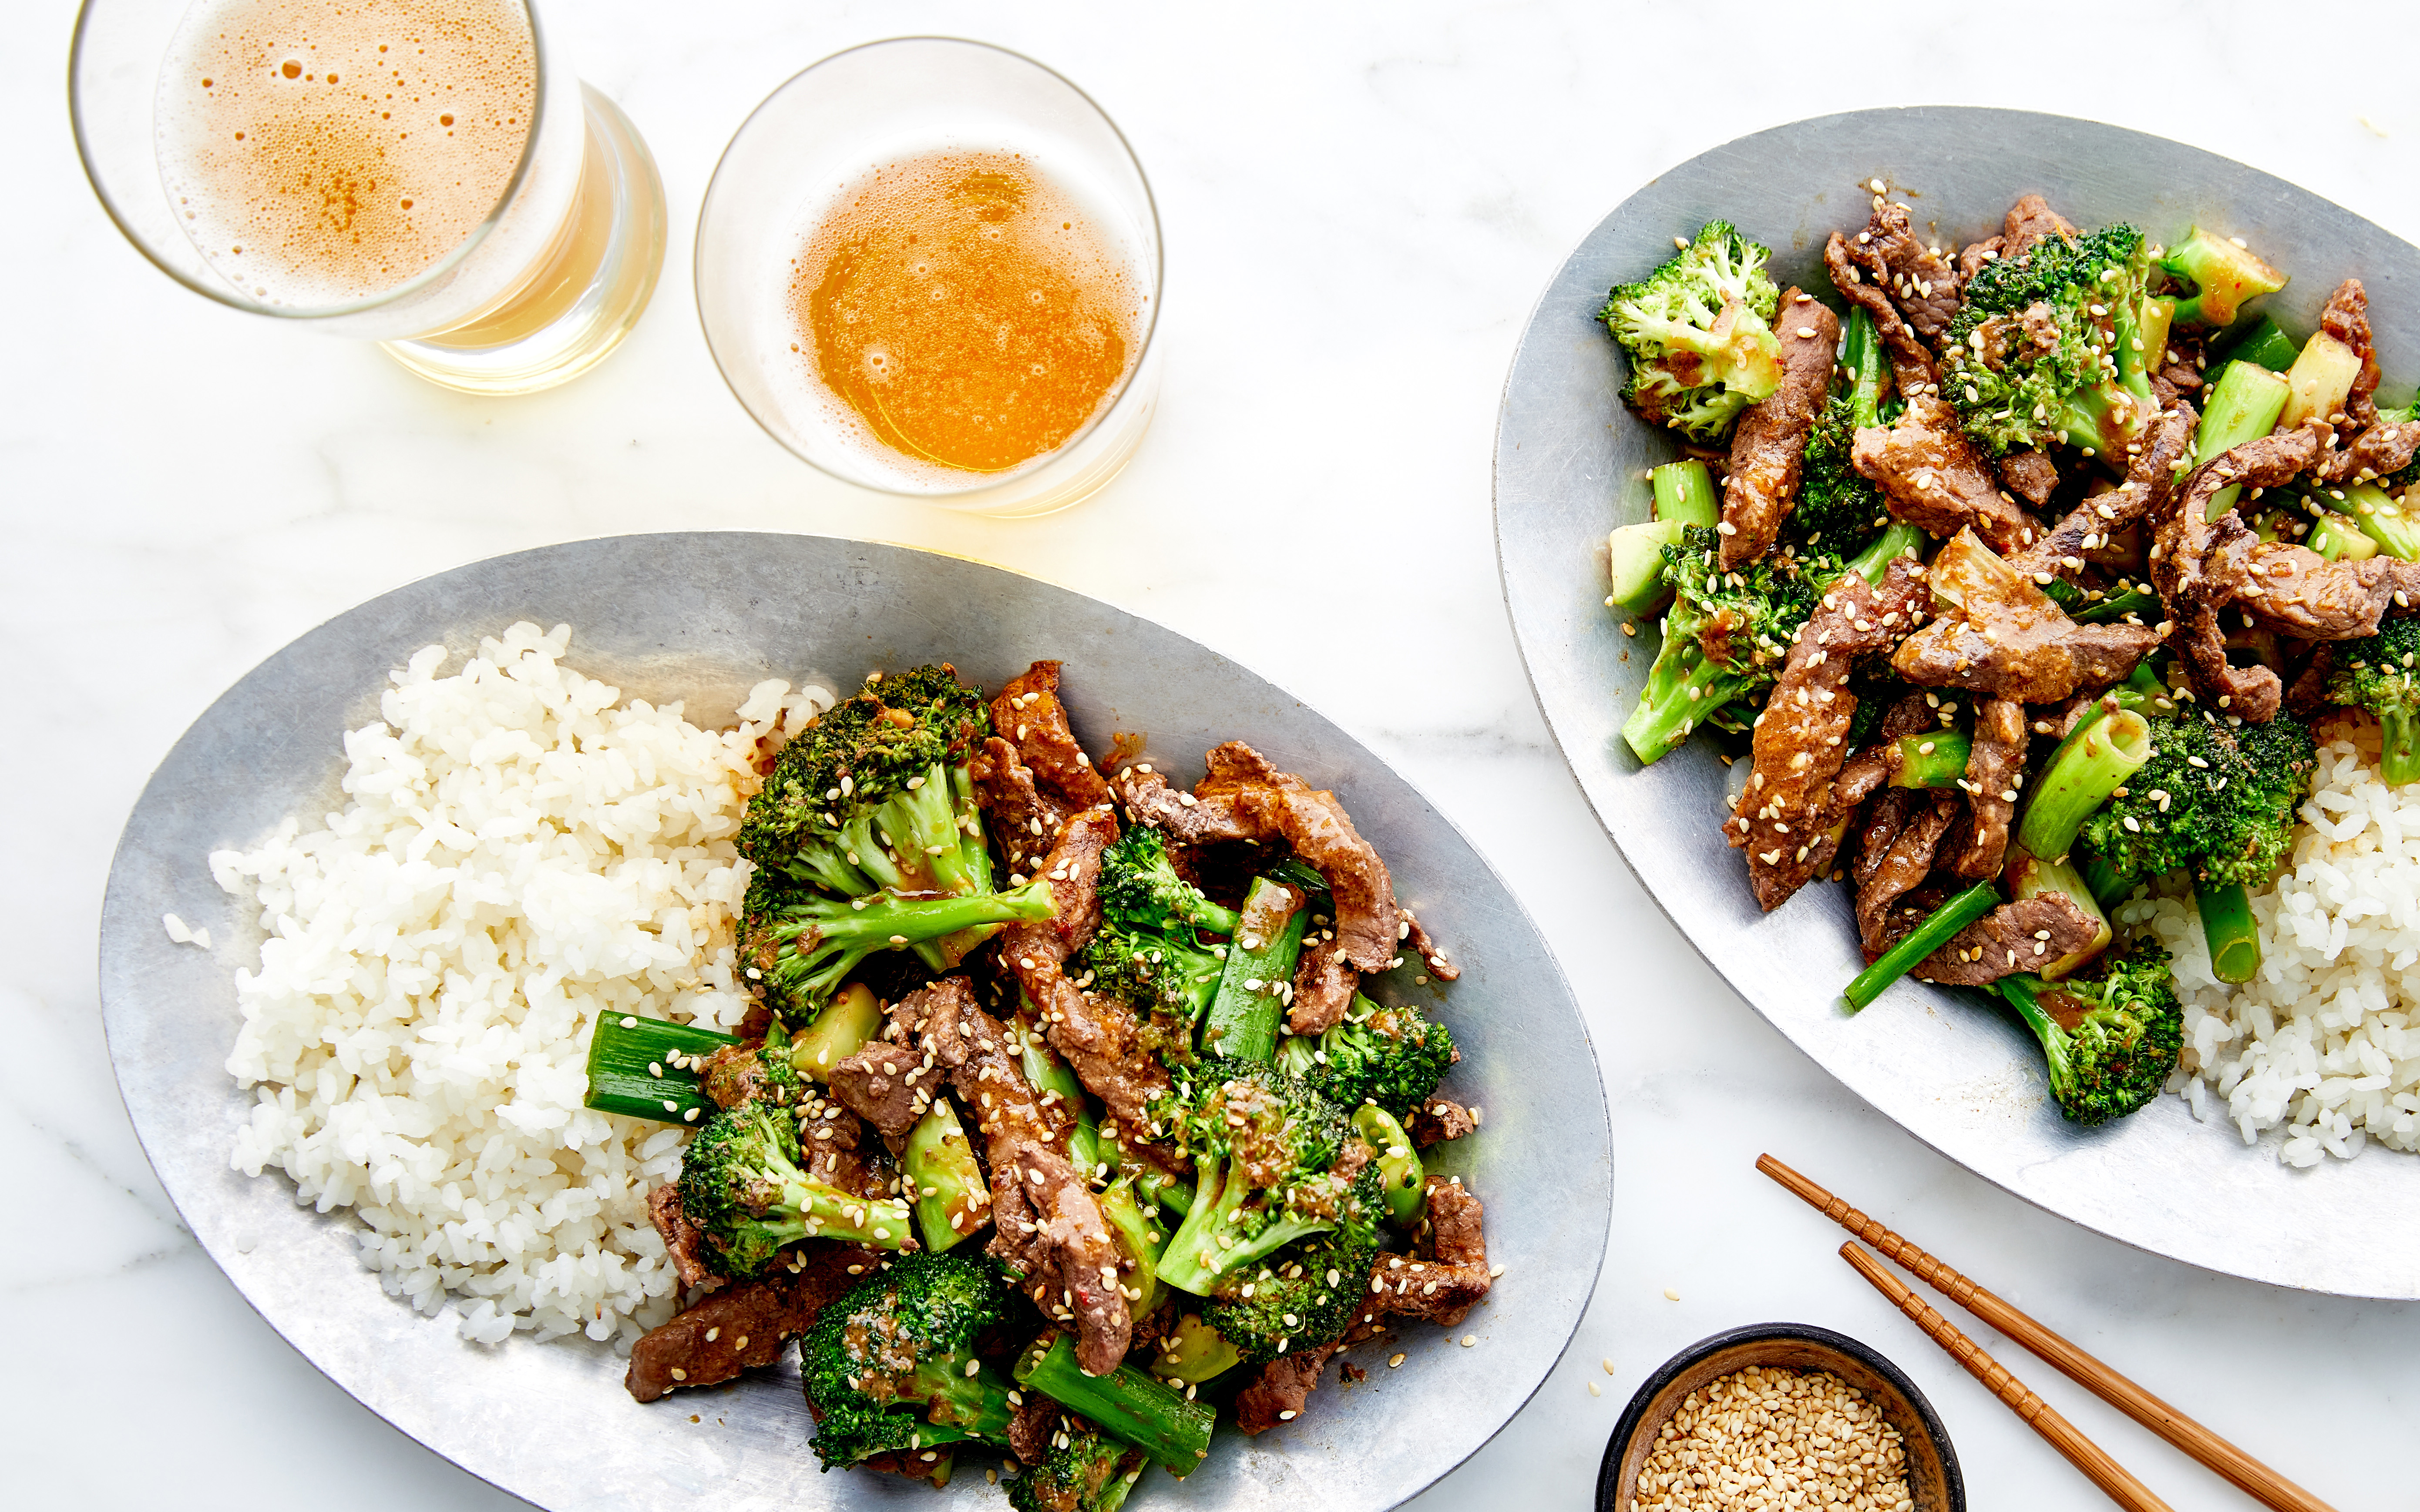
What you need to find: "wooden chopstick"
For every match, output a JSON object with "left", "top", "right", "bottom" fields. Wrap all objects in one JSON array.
[
  {"left": 1841, "top": 1241, "right": 2177, "bottom": 1512},
  {"left": 1760, "top": 1154, "right": 2337, "bottom": 1512}
]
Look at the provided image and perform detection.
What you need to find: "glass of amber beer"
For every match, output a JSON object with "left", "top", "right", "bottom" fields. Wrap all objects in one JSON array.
[
  {"left": 696, "top": 39, "right": 1164, "bottom": 517},
  {"left": 71, "top": 0, "right": 666, "bottom": 395}
]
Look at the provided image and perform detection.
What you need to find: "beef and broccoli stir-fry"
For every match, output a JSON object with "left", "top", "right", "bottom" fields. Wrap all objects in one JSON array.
[
  {"left": 587, "top": 659, "right": 1486, "bottom": 1497},
  {"left": 1602, "top": 188, "right": 2420, "bottom": 1127}
]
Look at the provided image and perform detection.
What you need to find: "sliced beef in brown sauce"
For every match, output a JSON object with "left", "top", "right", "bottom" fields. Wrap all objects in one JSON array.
[
  {"left": 1892, "top": 529, "right": 2160, "bottom": 703},
  {"left": 2231, "top": 543, "right": 2420, "bottom": 640},
  {"left": 1944, "top": 697, "right": 2027, "bottom": 880},
  {"left": 2319, "top": 279, "right": 2383, "bottom": 427},
  {"left": 1114, "top": 743, "right": 1402, "bottom": 971},
  {"left": 1854, "top": 790, "right": 1962, "bottom": 957},
  {"left": 1364, "top": 1177, "right": 1492, "bottom": 1328},
  {"left": 883, "top": 978, "right": 1131, "bottom": 1374},
  {"left": 1236, "top": 1345, "right": 1344, "bottom": 1436},
  {"left": 1852, "top": 396, "right": 2037, "bottom": 554},
  {"left": 971, "top": 735, "right": 1070, "bottom": 880},
  {"left": 1721, "top": 289, "right": 1839, "bottom": 568},
  {"left": 648, "top": 1182, "right": 724, "bottom": 1295},
  {"left": 1914, "top": 893, "right": 2101, "bottom": 986},
  {"left": 1287, "top": 931, "right": 1359, "bottom": 1036},
  {"left": 2010, "top": 405, "right": 2195, "bottom": 581},
  {"left": 990, "top": 660, "right": 1113, "bottom": 811},
  {"left": 1859, "top": 203, "right": 1964, "bottom": 349},
  {"left": 1999, "top": 194, "right": 2077, "bottom": 260},
  {"left": 2319, "top": 419, "right": 2420, "bottom": 486},
  {"left": 826, "top": 1039, "right": 941, "bottom": 1140},
  {"left": 1998, "top": 450, "right": 2061, "bottom": 510},
  {"left": 624, "top": 1243, "right": 875, "bottom": 1402},
  {"left": 1825, "top": 232, "right": 1942, "bottom": 400},
  {"left": 1728, "top": 559, "right": 1929, "bottom": 910},
  {"left": 1398, "top": 908, "right": 1459, "bottom": 982},
  {"left": 1408, "top": 1095, "right": 1477, "bottom": 1148}
]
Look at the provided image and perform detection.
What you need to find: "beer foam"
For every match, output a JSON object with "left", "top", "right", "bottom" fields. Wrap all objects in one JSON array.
[{"left": 154, "top": 0, "right": 535, "bottom": 308}]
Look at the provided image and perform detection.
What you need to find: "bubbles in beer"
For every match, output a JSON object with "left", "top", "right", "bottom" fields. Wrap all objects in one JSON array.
[{"left": 155, "top": 0, "right": 536, "bottom": 308}]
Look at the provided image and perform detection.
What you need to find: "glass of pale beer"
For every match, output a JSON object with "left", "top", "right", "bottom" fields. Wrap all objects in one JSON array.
[
  {"left": 696, "top": 39, "right": 1163, "bottom": 517},
  {"left": 71, "top": 0, "right": 666, "bottom": 395}
]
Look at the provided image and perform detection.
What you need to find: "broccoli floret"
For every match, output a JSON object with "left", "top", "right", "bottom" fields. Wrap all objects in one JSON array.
[
  {"left": 741, "top": 871, "right": 1056, "bottom": 1023},
  {"left": 1098, "top": 828, "right": 1241, "bottom": 939},
  {"left": 1082, "top": 918, "right": 1227, "bottom": 1026},
  {"left": 1942, "top": 223, "right": 2156, "bottom": 459},
  {"left": 1200, "top": 1235, "right": 1378, "bottom": 1365},
  {"left": 2074, "top": 711, "right": 2314, "bottom": 890},
  {"left": 2326, "top": 616, "right": 2420, "bottom": 786},
  {"left": 1274, "top": 995, "right": 1456, "bottom": 1120},
  {"left": 1599, "top": 221, "right": 1784, "bottom": 443},
  {"left": 697, "top": 1035, "right": 804, "bottom": 1112},
  {"left": 1147, "top": 1059, "right": 1385, "bottom": 1297},
  {"left": 734, "top": 666, "right": 1042, "bottom": 1013},
  {"left": 1620, "top": 525, "right": 1826, "bottom": 764},
  {"left": 1008, "top": 1421, "right": 1148, "bottom": 1512},
  {"left": 678, "top": 1102, "right": 914, "bottom": 1277},
  {"left": 2159, "top": 228, "right": 2287, "bottom": 330},
  {"left": 1996, "top": 943, "right": 2184, "bottom": 1125},
  {"left": 800, "top": 1251, "right": 1017, "bottom": 1472},
  {"left": 1787, "top": 305, "right": 1889, "bottom": 555}
]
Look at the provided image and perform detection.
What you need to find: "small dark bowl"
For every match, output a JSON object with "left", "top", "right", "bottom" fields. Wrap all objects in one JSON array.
[{"left": 1596, "top": 1323, "right": 1963, "bottom": 1512}]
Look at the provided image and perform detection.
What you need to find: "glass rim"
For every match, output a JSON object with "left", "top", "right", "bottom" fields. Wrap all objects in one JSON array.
[
  {"left": 693, "top": 34, "right": 1166, "bottom": 501},
  {"left": 68, "top": 0, "right": 557, "bottom": 322}
]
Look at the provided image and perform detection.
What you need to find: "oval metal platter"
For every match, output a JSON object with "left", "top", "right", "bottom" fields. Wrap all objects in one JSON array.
[
  {"left": 100, "top": 533, "right": 1612, "bottom": 1509},
  {"left": 1493, "top": 106, "right": 2419, "bottom": 1300}
]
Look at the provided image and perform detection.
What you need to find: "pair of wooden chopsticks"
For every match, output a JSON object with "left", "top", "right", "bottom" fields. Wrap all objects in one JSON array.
[{"left": 1757, "top": 1154, "right": 2336, "bottom": 1512}]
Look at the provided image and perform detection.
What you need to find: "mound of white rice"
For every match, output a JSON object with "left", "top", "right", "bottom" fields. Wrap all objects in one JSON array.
[
  {"left": 212, "top": 623, "right": 831, "bottom": 1344},
  {"left": 2123, "top": 720, "right": 2420, "bottom": 1166}
]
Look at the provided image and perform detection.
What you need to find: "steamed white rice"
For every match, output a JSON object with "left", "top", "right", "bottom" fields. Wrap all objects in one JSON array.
[
  {"left": 212, "top": 622, "right": 832, "bottom": 1344},
  {"left": 2124, "top": 719, "right": 2420, "bottom": 1166}
]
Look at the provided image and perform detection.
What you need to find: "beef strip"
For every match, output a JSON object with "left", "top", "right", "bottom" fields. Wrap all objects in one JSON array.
[
  {"left": 1236, "top": 1345, "right": 1344, "bottom": 1436},
  {"left": 2286, "top": 644, "right": 2340, "bottom": 717},
  {"left": 2009, "top": 405, "right": 2196, "bottom": 580},
  {"left": 1999, "top": 194, "right": 2076, "bottom": 260},
  {"left": 1825, "top": 231, "right": 1940, "bottom": 400},
  {"left": 2232, "top": 542, "right": 2420, "bottom": 640},
  {"left": 1833, "top": 693, "right": 1936, "bottom": 816},
  {"left": 1113, "top": 744, "right": 1402, "bottom": 971},
  {"left": 1855, "top": 790, "right": 1962, "bottom": 957},
  {"left": 1720, "top": 289, "right": 1839, "bottom": 568},
  {"left": 1008, "top": 1392, "right": 1063, "bottom": 1468},
  {"left": 1408, "top": 1096, "right": 1476, "bottom": 1148},
  {"left": 1364, "top": 1177, "right": 1492, "bottom": 1328},
  {"left": 647, "top": 1182, "right": 724, "bottom": 1295},
  {"left": 990, "top": 660, "right": 1113, "bottom": 811},
  {"left": 1998, "top": 450, "right": 2061, "bottom": 509},
  {"left": 2154, "top": 422, "right": 2336, "bottom": 721},
  {"left": 827, "top": 1039, "right": 941, "bottom": 1140},
  {"left": 971, "top": 735, "right": 1069, "bottom": 880},
  {"left": 1892, "top": 529, "right": 2160, "bottom": 702},
  {"left": 1287, "top": 931, "right": 1358, "bottom": 1036},
  {"left": 624, "top": 1243, "right": 875, "bottom": 1402},
  {"left": 2318, "top": 419, "right": 2420, "bottom": 486},
  {"left": 1398, "top": 907, "right": 1460, "bottom": 982},
  {"left": 1956, "top": 236, "right": 2003, "bottom": 282},
  {"left": 883, "top": 978, "right": 1131, "bottom": 1374},
  {"left": 1944, "top": 697, "right": 2027, "bottom": 880},
  {"left": 1859, "top": 203, "right": 1964, "bottom": 349},
  {"left": 1914, "top": 894, "right": 2101, "bottom": 985},
  {"left": 2319, "top": 279, "right": 2383, "bottom": 427},
  {"left": 1728, "top": 559, "right": 1929, "bottom": 910},
  {"left": 1852, "top": 396, "right": 2037, "bottom": 553}
]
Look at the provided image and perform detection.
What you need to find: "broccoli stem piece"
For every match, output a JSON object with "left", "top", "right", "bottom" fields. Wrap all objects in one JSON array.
[
  {"left": 2114, "top": 295, "right": 2175, "bottom": 403},
  {"left": 2209, "top": 313, "right": 2298, "bottom": 372},
  {"left": 2080, "top": 849, "right": 2139, "bottom": 910},
  {"left": 904, "top": 1098, "right": 986, "bottom": 1252},
  {"left": 1015, "top": 1334, "right": 1216, "bottom": 1475},
  {"left": 2333, "top": 481, "right": 2420, "bottom": 561},
  {"left": 2280, "top": 332, "right": 2365, "bottom": 431},
  {"left": 1097, "top": 1176, "right": 1164, "bottom": 1304},
  {"left": 2196, "top": 361, "right": 2292, "bottom": 519},
  {"left": 2073, "top": 587, "right": 2162, "bottom": 625},
  {"left": 1607, "top": 519, "right": 1687, "bottom": 616},
  {"left": 1351, "top": 1104, "right": 1426, "bottom": 1226},
  {"left": 2016, "top": 707, "right": 2154, "bottom": 863},
  {"left": 1153, "top": 1313, "right": 1244, "bottom": 1385},
  {"left": 762, "top": 882, "right": 1056, "bottom": 1017},
  {"left": 2305, "top": 508, "right": 2380, "bottom": 562},
  {"left": 1843, "top": 882, "right": 2002, "bottom": 1012},
  {"left": 2197, "top": 880, "right": 2261, "bottom": 984},
  {"left": 582, "top": 1014, "right": 737, "bottom": 1122},
  {"left": 2382, "top": 707, "right": 2420, "bottom": 788},
  {"left": 2160, "top": 228, "right": 2287, "bottom": 329},
  {"left": 1841, "top": 306, "right": 1885, "bottom": 426},
  {"left": 1621, "top": 632, "right": 1755, "bottom": 765},
  {"left": 790, "top": 981, "right": 884, "bottom": 1080},
  {"left": 1200, "top": 878, "right": 1308, "bottom": 1063},
  {"left": 1154, "top": 1150, "right": 1333, "bottom": 1297},
  {"left": 1847, "top": 521, "right": 1926, "bottom": 584},
  {"left": 2004, "top": 851, "right": 2112, "bottom": 981},
  {"left": 1888, "top": 731, "right": 1972, "bottom": 789},
  {"left": 1651, "top": 459, "right": 1722, "bottom": 527},
  {"left": 1017, "top": 1018, "right": 1102, "bottom": 1174}
]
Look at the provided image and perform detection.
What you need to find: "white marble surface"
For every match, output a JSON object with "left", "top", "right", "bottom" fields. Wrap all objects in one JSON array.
[{"left": 11, "top": 2, "right": 2420, "bottom": 1508}]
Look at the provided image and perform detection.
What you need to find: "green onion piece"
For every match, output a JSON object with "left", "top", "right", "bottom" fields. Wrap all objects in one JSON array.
[
  {"left": 2197, "top": 880, "right": 2261, "bottom": 984},
  {"left": 1650, "top": 459, "right": 1721, "bottom": 528},
  {"left": 582, "top": 1013, "right": 738, "bottom": 1122},
  {"left": 2195, "top": 361, "right": 2291, "bottom": 520},
  {"left": 2208, "top": 313, "right": 2298, "bottom": 372},
  {"left": 2016, "top": 707, "right": 2153, "bottom": 863},
  {"left": 1015, "top": 1333, "right": 1216, "bottom": 1474},
  {"left": 1889, "top": 730, "right": 1972, "bottom": 789},
  {"left": 1201, "top": 877, "right": 1308, "bottom": 1063},
  {"left": 2335, "top": 481, "right": 2420, "bottom": 561},
  {"left": 1843, "top": 882, "right": 2002, "bottom": 1012},
  {"left": 2079, "top": 848, "right": 2139, "bottom": 911},
  {"left": 2073, "top": 587, "right": 2161, "bottom": 625}
]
